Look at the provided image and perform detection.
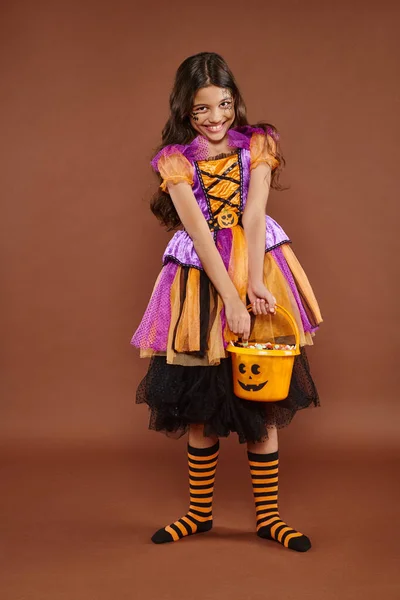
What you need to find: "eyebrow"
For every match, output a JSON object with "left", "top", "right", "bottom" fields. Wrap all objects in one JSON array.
[{"left": 192, "top": 98, "right": 233, "bottom": 108}]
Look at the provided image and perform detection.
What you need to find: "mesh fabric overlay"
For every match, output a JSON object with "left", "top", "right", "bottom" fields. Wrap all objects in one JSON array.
[
  {"left": 270, "top": 246, "right": 317, "bottom": 334},
  {"left": 131, "top": 263, "right": 178, "bottom": 352},
  {"left": 131, "top": 239, "right": 322, "bottom": 363},
  {"left": 133, "top": 128, "right": 323, "bottom": 442},
  {"left": 150, "top": 125, "right": 279, "bottom": 174},
  {"left": 136, "top": 347, "right": 319, "bottom": 444},
  {"left": 249, "top": 132, "right": 280, "bottom": 171}
]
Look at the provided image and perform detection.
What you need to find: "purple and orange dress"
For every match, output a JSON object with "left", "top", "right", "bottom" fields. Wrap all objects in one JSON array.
[{"left": 131, "top": 125, "right": 323, "bottom": 443}]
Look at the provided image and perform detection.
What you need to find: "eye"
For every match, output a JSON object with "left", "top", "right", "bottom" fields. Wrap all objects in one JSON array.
[
  {"left": 239, "top": 363, "right": 246, "bottom": 374},
  {"left": 220, "top": 101, "right": 232, "bottom": 108},
  {"left": 251, "top": 364, "right": 260, "bottom": 375},
  {"left": 193, "top": 107, "right": 207, "bottom": 113}
]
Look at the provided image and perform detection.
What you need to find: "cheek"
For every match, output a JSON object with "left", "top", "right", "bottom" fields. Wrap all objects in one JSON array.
[
  {"left": 224, "top": 106, "right": 235, "bottom": 121},
  {"left": 189, "top": 116, "right": 204, "bottom": 134},
  {"left": 190, "top": 111, "right": 206, "bottom": 124}
]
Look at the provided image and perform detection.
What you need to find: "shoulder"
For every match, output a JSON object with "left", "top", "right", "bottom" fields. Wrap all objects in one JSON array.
[
  {"left": 243, "top": 124, "right": 281, "bottom": 171},
  {"left": 150, "top": 136, "right": 210, "bottom": 173},
  {"left": 151, "top": 143, "right": 191, "bottom": 173},
  {"left": 227, "top": 124, "right": 279, "bottom": 150},
  {"left": 150, "top": 142, "right": 198, "bottom": 192}
]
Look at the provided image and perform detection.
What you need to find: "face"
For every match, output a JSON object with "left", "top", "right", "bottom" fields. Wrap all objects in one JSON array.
[
  {"left": 189, "top": 85, "right": 235, "bottom": 142},
  {"left": 217, "top": 207, "right": 239, "bottom": 228},
  {"left": 237, "top": 358, "right": 268, "bottom": 393}
]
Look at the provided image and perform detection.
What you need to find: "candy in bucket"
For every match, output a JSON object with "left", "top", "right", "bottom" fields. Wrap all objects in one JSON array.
[{"left": 226, "top": 304, "right": 300, "bottom": 402}]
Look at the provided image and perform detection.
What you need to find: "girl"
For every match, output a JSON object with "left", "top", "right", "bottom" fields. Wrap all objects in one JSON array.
[{"left": 131, "top": 52, "right": 322, "bottom": 552}]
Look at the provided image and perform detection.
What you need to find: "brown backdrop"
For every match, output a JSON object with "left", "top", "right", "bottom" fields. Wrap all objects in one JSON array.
[{"left": 1, "top": 1, "right": 399, "bottom": 599}]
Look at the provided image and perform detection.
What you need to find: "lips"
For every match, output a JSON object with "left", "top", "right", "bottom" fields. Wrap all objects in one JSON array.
[
  {"left": 238, "top": 380, "right": 268, "bottom": 392},
  {"left": 203, "top": 122, "right": 226, "bottom": 132}
]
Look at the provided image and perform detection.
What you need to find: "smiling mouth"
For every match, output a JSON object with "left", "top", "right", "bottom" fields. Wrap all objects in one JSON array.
[
  {"left": 238, "top": 380, "right": 268, "bottom": 392},
  {"left": 203, "top": 122, "right": 226, "bottom": 132}
]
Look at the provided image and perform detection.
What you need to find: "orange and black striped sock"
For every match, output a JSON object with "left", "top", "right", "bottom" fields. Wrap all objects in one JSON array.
[
  {"left": 248, "top": 450, "right": 311, "bottom": 552},
  {"left": 151, "top": 440, "right": 219, "bottom": 544}
]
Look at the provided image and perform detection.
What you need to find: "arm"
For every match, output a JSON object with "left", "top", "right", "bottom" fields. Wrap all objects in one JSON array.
[
  {"left": 166, "top": 181, "right": 251, "bottom": 339},
  {"left": 242, "top": 163, "right": 276, "bottom": 315}
]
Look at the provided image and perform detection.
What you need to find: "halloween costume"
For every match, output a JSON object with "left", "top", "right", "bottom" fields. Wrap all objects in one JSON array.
[{"left": 131, "top": 125, "right": 322, "bottom": 443}]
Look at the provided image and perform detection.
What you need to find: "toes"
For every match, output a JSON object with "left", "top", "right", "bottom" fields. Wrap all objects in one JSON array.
[
  {"left": 151, "top": 528, "right": 174, "bottom": 544},
  {"left": 288, "top": 534, "right": 312, "bottom": 552}
]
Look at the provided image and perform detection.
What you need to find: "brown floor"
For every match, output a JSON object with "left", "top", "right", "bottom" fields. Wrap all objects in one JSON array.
[{"left": 1, "top": 440, "right": 399, "bottom": 600}]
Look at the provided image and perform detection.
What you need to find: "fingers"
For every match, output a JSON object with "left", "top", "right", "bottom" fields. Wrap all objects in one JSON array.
[
  {"left": 252, "top": 297, "right": 276, "bottom": 315},
  {"left": 268, "top": 296, "right": 277, "bottom": 314},
  {"left": 252, "top": 299, "right": 264, "bottom": 315},
  {"left": 252, "top": 298, "right": 265, "bottom": 315},
  {"left": 242, "top": 316, "right": 251, "bottom": 342},
  {"left": 228, "top": 314, "right": 251, "bottom": 341}
]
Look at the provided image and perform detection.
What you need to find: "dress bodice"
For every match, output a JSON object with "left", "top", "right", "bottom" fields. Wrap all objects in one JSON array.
[
  {"left": 190, "top": 149, "right": 249, "bottom": 235},
  {"left": 150, "top": 125, "right": 290, "bottom": 269},
  {"left": 195, "top": 151, "right": 243, "bottom": 232}
]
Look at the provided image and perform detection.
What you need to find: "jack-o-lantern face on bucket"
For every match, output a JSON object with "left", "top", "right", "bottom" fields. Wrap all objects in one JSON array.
[
  {"left": 237, "top": 360, "right": 268, "bottom": 392},
  {"left": 217, "top": 208, "right": 239, "bottom": 228}
]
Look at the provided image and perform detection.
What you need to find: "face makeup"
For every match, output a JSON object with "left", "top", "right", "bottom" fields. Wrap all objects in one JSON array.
[{"left": 189, "top": 86, "right": 235, "bottom": 149}]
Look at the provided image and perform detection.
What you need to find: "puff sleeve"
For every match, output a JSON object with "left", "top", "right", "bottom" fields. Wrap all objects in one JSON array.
[
  {"left": 152, "top": 146, "right": 195, "bottom": 193},
  {"left": 250, "top": 131, "right": 280, "bottom": 172}
]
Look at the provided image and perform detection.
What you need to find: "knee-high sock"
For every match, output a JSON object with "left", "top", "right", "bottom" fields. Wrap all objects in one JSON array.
[
  {"left": 151, "top": 440, "right": 219, "bottom": 544},
  {"left": 248, "top": 450, "right": 311, "bottom": 552}
]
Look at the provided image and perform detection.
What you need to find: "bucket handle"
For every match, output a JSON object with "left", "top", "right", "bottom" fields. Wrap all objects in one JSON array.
[{"left": 246, "top": 303, "right": 300, "bottom": 349}]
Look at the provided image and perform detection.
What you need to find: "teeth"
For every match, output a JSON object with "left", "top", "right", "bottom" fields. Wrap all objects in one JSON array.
[{"left": 206, "top": 124, "right": 224, "bottom": 131}]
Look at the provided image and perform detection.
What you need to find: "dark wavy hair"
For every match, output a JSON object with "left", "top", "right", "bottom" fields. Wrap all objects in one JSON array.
[{"left": 150, "top": 52, "right": 286, "bottom": 230}]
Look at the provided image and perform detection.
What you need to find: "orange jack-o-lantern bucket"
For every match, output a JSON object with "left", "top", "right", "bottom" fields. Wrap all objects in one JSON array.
[{"left": 226, "top": 304, "right": 300, "bottom": 402}]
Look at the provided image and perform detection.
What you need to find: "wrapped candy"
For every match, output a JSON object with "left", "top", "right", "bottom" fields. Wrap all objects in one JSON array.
[{"left": 229, "top": 341, "right": 296, "bottom": 351}]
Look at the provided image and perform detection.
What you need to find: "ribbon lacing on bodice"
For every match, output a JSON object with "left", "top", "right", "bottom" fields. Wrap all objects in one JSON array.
[{"left": 195, "top": 151, "right": 243, "bottom": 232}]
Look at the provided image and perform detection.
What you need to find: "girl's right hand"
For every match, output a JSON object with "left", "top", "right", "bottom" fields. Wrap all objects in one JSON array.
[{"left": 224, "top": 296, "right": 251, "bottom": 341}]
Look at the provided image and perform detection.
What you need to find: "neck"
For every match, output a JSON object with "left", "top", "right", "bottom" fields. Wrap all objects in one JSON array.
[{"left": 201, "top": 132, "right": 232, "bottom": 155}]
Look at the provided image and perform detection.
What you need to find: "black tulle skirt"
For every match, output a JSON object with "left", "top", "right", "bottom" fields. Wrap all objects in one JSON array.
[{"left": 136, "top": 347, "right": 319, "bottom": 444}]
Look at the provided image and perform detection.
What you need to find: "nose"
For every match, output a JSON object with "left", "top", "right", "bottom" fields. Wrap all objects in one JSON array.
[{"left": 208, "top": 107, "right": 224, "bottom": 123}]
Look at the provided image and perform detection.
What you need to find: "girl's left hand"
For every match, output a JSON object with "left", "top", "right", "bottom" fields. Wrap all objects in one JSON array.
[{"left": 248, "top": 282, "right": 276, "bottom": 315}]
